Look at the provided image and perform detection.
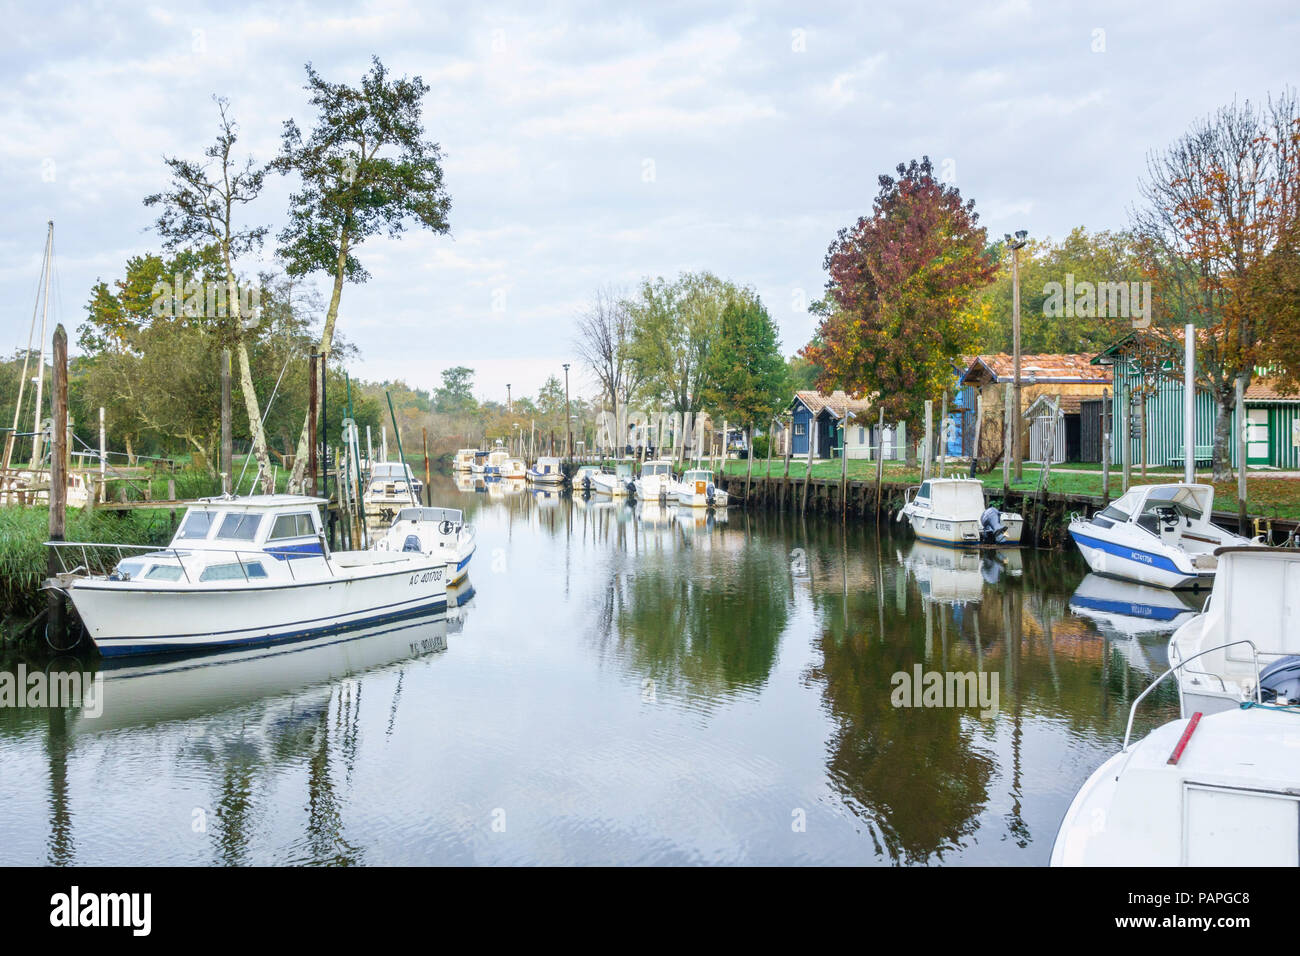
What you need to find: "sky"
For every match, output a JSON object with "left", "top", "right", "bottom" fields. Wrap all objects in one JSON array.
[{"left": 2, "top": 0, "right": 1297, "bottom": 406}]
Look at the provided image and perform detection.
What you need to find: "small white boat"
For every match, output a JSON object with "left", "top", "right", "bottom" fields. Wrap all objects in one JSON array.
[
  {"left": 1052, "top": 703, "right": 1300, "bottom": 866},
  {"left": 591, "top": 462, "right": 634, "bottom": 497},
  {"left": 501, "top": 457, "right": 527, "bottom": 480},
  {"left": 526, "top": 456, "right": 565, "bottom": 485},
  {"left": 47, "top": 495, "right": 448, "bottom": 659},
  {"left": 452, "top": 449, "right": 477, "bottom": 472},
  {"left": 1168, "top": 546, "right": 1300, "bottom": 717},
  {"left": 1068, "top": 483, "right": 1256, "bottom": 589},
  {"left": 672, "top": 468, "right": 727, "bottom": 508},
  {"left": 572, "top": 465, "right": 602, "bottom": 492},
  {"left": 468, "top": 450, "right": 490, "bottom": 475},
  {"left": 484, "top": 444, "right": 509, "bottom": 478},
  {"left": 363, "top": 461, "right": 422, "bottom": 518},
  {"left": 898, "top": 478, "right": 1023, "bottom": 546},
  {"left": 633, "top": 459, "right": 674, "bottom": 500},
  {"left": 373, "top": 506, "right": 476, "bottom": 585}
]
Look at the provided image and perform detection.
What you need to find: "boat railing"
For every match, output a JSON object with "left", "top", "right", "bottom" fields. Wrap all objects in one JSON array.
[
  {"left": 45, "top": 540, "right": 336, "bottom": 583},
  {"left": 1122, "top": 638, "right": 1262, "bottom": 751}
]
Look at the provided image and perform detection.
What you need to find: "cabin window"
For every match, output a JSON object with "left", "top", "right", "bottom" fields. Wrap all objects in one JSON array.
[
  {"left": 199, "top": 561, "right": 268, "bottom": 582},
  {"left": 216, "top": 512, "right": 262, "bottom": 542},
  {"left": 142, "top": 564, "right": 184, "bottom": 581},
  {"left": 177, "top": 510, "right": 216, "bottom": 540},
  {"left": 269, "top": 513, "right": 316, "bottom": 540},
  {"left": 916, "top": 483, "right": 931, "bottom": 500}
]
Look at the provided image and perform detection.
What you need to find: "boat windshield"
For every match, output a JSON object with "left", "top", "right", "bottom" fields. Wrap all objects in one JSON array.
[
  {"left": 1099, "top": 489, "right": 1141, "bottom": 523},
  {"left": 176, "top": 510, "right": 217, "bottom": 540},
  {"left": 645, "top": 463, "right": 670, "bottom": 476},
  {"left": 216, "top": 512, "right": 262, "bottom": 542}
]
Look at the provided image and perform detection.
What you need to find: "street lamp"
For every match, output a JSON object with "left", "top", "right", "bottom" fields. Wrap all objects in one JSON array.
[
  {"left": 562, "top": 363, "right": 572, "bottom": 462},
  {"left": 1005, "top": 230, "right": 1028, "bottom": 481},
  {"left": 506, "top": 383, "right": 512, "bottom": 415}
]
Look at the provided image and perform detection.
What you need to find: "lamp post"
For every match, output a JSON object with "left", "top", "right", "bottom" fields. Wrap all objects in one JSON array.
[
  {"left": 562, "top": 363, "right": 572, "bottom": 462},
  {"left": 506, "top": 383, "right": 512, "bottom": 415},
  {"left": 1005, "top": 230, "right": 1028, "bottom": 481}
]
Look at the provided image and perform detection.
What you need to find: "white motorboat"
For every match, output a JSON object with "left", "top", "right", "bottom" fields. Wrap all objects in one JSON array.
[
  {"left": 484, "top": 444, "right": 509, "bottom": 478},
  {"left": 633, "top": 458, "right": 674, "bottom": 500},
  {"left": 373, "top": 505, "right": 476, "bottom": 585},
  {"left": 501, "top": 457, "right": 527, "bottom": 480},
  {"left": 672, "top": 467, "right": 727, "bottom": 508},
  {"left": 469, "top": 450, "right": 489, "bottom": 475},
  {"left": 591, "top": 461, "right": 635, "bottom": 497},
  {"left": 364, "top": 460, "right": 422, "bottom": 518},
  {"left": 1168, "top": 546, "right": 1300, "bottom": 717},
  {"left": 526, "top": 456, "right": 565, "bottom": 485},
  {"left": 572, "top": 465, "right": 602, "bottom": 492},
  {"left": 1052, "top": 702, "right": 1300, "bottom": 866},
  {"left": 46, "top": 495, "right": 448, "bottom": 659},
  {"left": 452, "top": 448, "right": 477, "bottom": 472},
  {"left": 1068, "top": 483, "right": 1256, "bottom": 589},
  {"left": 898, "top": 478, "right": 1023, "bottom": 546}
]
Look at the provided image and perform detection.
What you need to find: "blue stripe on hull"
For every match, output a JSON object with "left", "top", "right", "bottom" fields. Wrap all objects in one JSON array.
[
  {"left": 95, "top": 597, "right": 448, "bottom": 659},
  {"left": 1068, "top": 529, "right": 1185, "bottom": 575}
]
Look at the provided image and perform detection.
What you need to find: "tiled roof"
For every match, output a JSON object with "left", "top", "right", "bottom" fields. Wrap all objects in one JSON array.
[
  {"left": 1025, "top": 393, "right": 1084, "bottom": 416},
  {"left": 963, "top": 353, "right": 1112, "bottom": 385},
  {"left": 1246, "top": 379, "right": 1300, "bottom": 402},
  {"left": 792, "top": 390, "right": 874, "bottom": 419}
]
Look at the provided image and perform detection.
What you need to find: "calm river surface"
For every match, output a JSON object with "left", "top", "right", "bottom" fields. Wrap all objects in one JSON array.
[{"left": 0, "top": 472, "right": 1189, "bottom": 865}]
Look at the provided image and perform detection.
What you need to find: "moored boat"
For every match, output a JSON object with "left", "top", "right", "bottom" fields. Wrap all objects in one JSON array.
[
  {"left": 898, "top": 478, "right": 1023, "bottom": 546},
  {"left": 1067, "top": 483, "right": 1256, "bottom": 589},
  {"left": 671, "top": 467, "right": 727, "bottom": 508},
  {"left": 501, "top": 457, "right": 527, "bottom": 480},
  {"left": 46, "top": 495, "right": 448, "bottom": 659},
  {"left": 526, "top": 456, "right": 565, "bottom": 485},
  {"left": 591, "top": 461, "right": 634, "bottom": 497},
  {"left": 373, "top": 505, "right": 476, "bottom": 585},
  {"left": 633, "top": 459, "right": 674, "bottom": 500},
  {"left": 452, "top": 448, "right": 477, "bottom": 472}
]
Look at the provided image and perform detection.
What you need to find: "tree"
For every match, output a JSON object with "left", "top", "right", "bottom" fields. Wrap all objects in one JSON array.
[
  {"left": 802, "top": 157, "right": 997, "bottom": 432},
  {"left": 536, "top": 375, "right": 567, "bottom": 432},
  {"left": 701, "top": 296, "right": 788, "bottom": 435},
  {"left": 624, "top": 272, "right": 749, "bottom": 415},
  {"left": 1133, "top": 91, "right": 1300, "bottom": 479},
  {"left": 434, "top": 367, "right": 476, "bottom": 415},
  {"left": 275, "top": 56, "right": 452, "bottom": 490},
  {"left": 574, "top": 285, "right": 641, "bottom": 414},
  {"left": 144, "top": 97, "right": 275, "bottom": 491}
]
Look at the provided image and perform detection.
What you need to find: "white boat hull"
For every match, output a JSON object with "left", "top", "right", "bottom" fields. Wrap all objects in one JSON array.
[
  {"left": 66, "top": 554, "right": 448, "bottom": 659},
  {"left": 1069, "top": 521, "right": 1212, "bottom": 589},
  {"left": 904, "top": 511, "right": 1023, "bottom": 546}
]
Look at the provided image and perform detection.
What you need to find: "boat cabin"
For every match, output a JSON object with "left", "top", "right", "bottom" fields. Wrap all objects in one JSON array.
[
  {"left": 908, "top": 478, "right": 986, "bottom": 518},
  {"left": 681, "top": 468, "right": 713, "bottom": 488},
  {"left": 533, "top": 457, "right": 561, "bottom": 475},
  {"left": 1090, "top": 484, "right": 1221, "bottom": 552},
  {"left": 641, "top": 459, "right": 673, "bottom": 478}
]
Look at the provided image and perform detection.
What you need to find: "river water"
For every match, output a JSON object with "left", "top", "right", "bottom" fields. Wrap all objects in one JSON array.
[{"left": 0, "top": 472, "right": 1190, "bottom": 865}]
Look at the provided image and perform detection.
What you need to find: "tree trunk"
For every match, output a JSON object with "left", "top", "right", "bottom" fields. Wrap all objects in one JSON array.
[
  {"left": 235, "top": 339, "right": 274, "bottom": 493},
  {"left": 288, "top": 233, "right": 351, "bottom": 491},
  {"left": 1213, "top": 391, "right": 1233, "bottom": 482}
]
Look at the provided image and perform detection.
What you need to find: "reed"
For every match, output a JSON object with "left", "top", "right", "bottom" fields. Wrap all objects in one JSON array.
[{"left": 0, "top": 507, "right": 175, "bottom": 623}]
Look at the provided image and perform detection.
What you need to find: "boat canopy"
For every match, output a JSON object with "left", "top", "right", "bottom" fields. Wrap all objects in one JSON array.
[
  {"left": 1100, "top": 483, "right": 1214, "bottom": 524},
  {"left": 395, "top": 506, "right": 463, "bottom": 526},
  {"left": 921, "top": 479, "right": 985, "bottom": 516},
  {"left": 1211, "top": 548, "right": 1300, "bottom": 662},
  {"left": 642, "top": 460, "right": 673, "bottom": 476},
  {"left": 371, "top": 462, "right": 414, "bottom": 480}
]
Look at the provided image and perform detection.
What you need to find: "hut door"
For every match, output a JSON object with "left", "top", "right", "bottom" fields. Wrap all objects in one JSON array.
[{"left": 1246, "top": 409, "right": 1270, "bottom": 465}]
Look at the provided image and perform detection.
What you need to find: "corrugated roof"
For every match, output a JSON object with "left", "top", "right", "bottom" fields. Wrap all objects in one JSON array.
[
  {"left": 962, "top": 353, "right": 1112, "bottom": 385},
  {"left": 791, "top": 390, "right": 874, "bottom": 419}
]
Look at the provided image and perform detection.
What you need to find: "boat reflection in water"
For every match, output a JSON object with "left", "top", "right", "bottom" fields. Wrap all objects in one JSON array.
[
  {"left": 73, "top": 581, "right": 474, "bottom": 734},
  {"left": 902, "top": 540, "right": 1021, "bottom": 605},
  {"left": 1068, "top": 573, "right": 1203, "bottom": 675}
]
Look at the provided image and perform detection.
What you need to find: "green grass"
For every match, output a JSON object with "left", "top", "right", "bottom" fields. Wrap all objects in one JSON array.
[{"left": 0, "top": 507, "right": 176, "bottom": 623}]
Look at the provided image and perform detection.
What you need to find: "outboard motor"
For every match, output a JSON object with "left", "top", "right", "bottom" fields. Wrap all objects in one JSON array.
[
  {"left": 1259, "top": 656, "right": 1300, "bottom": 704},
  {"left": 980, "top": 505, "right": 1008, "bottom": 545},
  {"left": 706, "top": 482, "right": 716, "bottom": 505}
]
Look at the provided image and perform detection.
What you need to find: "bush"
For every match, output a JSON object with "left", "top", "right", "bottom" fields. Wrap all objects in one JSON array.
[{"left": 751, "top": 435, "right": 770, "bottom": 460}]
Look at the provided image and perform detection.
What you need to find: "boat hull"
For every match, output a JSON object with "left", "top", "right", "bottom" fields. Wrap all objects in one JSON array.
[
  {"left": 1069, "top": 524, "right": 1209, "bottom": 589},
  {"left": 66, "top": 557, "right": 448, "bottom": 659},
  {"left": 905, "top": 512, "right": 1023, "bottom": 546}
]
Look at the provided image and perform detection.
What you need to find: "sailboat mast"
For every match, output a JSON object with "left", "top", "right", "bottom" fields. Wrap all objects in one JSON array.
[
  {"left": 31, "top": 221, "right": 54, "bottom": 468},
  {"left": 4, "top": 224, "right": 53, "bottom": 471}
]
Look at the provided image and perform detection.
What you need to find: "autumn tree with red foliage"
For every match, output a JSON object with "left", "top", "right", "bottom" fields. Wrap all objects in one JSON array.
[{"left": 801, "top": 157, "right": 998, "bottom": 448}]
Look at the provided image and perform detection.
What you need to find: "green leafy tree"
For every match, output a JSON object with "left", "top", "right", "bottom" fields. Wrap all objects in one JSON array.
[
  {"left": 434, "top": 366, "right": 477, "bottom": 414},
  {"left": 701, "top": 297, "right": 788, "bottom": 436},
  {"left": 275, "top": 56, "right": 452, "bottom": 489}
]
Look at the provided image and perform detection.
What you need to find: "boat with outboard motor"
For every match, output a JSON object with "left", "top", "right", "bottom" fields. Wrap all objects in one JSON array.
[
  {"left": 898, "top": 478, "right": 1023, "bottom": 546},
  {"left": 1068, "top": 483, "right": 1256, "bottom": 589},
  {"left": 633, "top": 459, "right": 674, "bottom": 500},
  {"left": 45, "top": 495, "right": 448, "bottom": 659},
  {"left": 671, "top": 468, "right": 727, "bottom": 508},
  {"left": 1167, "top": 546, "right": 1300, "bottom": 717},
  {"left": 373, "top": 505, "right": 476, "bottom": 585},
  {"left": 592, "top": 461, "right": 634, "bottom": 497}
]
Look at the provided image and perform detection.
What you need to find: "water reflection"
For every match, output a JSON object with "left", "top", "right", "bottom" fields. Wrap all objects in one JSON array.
[{"left": 0, "top": 472, "right": 1192, "bottom": 865}]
